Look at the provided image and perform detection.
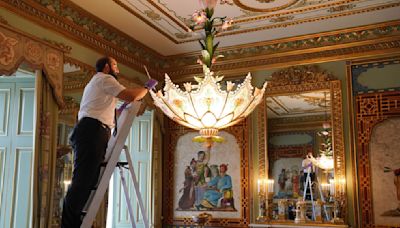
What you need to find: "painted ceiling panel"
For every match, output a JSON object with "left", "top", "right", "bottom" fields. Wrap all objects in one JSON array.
[{"left": 266, "top": 91, "right": 331, "bottom": 118}]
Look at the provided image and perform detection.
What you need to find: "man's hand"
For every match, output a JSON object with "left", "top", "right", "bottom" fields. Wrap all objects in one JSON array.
[
  {"left": 144, "top": 79, "right": 158, "bottom": 90},
  {"left": 117, "top": 87, "right": 148, "bottom": 102},
  {"left": 117, "top": 102, "right": 129, "bottom": 113}
]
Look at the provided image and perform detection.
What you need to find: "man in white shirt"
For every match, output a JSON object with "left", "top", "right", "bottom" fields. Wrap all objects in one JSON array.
[
  {"left": 302, "top": 151, "right": 316, "bottom": 200},
  {"left": 61, "top": 56, "right": 156, "bottom": 228}
]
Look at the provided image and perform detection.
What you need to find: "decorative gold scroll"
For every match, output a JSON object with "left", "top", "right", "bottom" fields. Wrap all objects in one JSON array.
[{"left": 0, "top": 21, "right": 64, "bottom": 106}]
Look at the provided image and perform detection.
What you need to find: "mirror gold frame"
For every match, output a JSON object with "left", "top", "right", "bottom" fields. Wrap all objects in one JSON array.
[{"left": 257, "top": 65, "right": 347, "bottom": 221}]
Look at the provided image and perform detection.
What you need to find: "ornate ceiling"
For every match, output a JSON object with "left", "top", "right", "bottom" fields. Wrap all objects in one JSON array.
[
  {"left": 70, "top": 0, "right": 400, "bottom": 55},
  {"left": 1, "top": 0, "right": 399, "bottom": 80},
  {"left": 267, "top": 91, "right": 331, "bottom": 118}
]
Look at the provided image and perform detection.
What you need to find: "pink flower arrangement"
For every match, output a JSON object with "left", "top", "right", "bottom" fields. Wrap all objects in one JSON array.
[{"left": 189, "top": 0, "right": 233, "bottom": 69}]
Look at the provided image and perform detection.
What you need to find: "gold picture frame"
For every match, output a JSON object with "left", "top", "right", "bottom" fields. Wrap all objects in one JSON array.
[
  {"left": 257, "top": 65, "right": 347, "bottom": 222},
  {"left": 163, "top": 118, "right": 251, "bottom": 227}
]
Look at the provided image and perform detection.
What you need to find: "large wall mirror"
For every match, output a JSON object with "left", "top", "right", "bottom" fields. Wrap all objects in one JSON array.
[
  {"left": 257, "top": 65, "right": 347, "bottom": 225},
  {"left": 51, "top": 59, "right": 93, "bottom": 226}
]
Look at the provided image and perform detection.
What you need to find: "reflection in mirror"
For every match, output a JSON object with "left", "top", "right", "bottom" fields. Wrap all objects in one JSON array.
[
  {"left": 267, "top": 90, "right": 335, "bottom": 221},
  {"left": 52, "top": 62, "right": 86, "bottom": 226}
]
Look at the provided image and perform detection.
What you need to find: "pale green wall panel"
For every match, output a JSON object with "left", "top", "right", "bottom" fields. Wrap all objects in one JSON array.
[
  {"left": 11, "top": 148, "right": 33, "bottom": 228},
  {"left": 17, "top": 88, "right": 35, "bottom": 135},
  {"left": 0, "top": 147, "right": 5, "bottom": 211},
  {"left": 0, "top": 88, "right": 11, "bottom": 136}
]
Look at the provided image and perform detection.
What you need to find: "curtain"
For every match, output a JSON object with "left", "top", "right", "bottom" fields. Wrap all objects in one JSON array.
[{"left": 33, "top": 70, "right": 59, "bottom": 228}]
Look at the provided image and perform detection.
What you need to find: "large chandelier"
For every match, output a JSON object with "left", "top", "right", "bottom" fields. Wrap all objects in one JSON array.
[{"left": 149, "top": 0, "right": 267, "bottom": 145}]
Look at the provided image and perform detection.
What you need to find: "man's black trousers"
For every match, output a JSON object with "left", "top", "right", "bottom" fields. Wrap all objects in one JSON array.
[{"left": 61, "top": 117, "right": 110, "bottom": 228}]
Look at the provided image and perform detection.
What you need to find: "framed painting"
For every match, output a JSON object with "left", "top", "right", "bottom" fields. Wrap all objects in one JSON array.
[{"left": 162, "top": 118, "right": 250, "bottom": 227}]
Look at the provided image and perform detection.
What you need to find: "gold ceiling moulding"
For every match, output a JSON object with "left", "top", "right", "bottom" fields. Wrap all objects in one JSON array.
[
  {"left": 178, "top": 2, "right": 400, "bottom": 43},
  {"left": 164, "top": 37, "right": 400, "bottom": 81},
  {"left": 206, "top": 0, "right": 384, "bottom": 25},
  {"left": 107, "top": 0, "right": 398, "bottom": 44},
  {"left": 233, "top": 0, "right": 301, "bottom": 12},
  {"left": 167, "top": 19, "right": 400, "bottom": 59},
  {"left": 112, "top": 0, "right": 186, "bottom": 44}
]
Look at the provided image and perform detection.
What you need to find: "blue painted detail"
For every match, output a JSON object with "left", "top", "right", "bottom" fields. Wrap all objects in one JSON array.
[{"left": 351, "top": 60, "right": 400, "bottom": 94}]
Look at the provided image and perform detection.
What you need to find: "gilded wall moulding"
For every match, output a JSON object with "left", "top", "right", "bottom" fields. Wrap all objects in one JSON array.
[
  {"left": 0, "top": 15, "right": 8, "bottom": 25},
  {"left": 59, "top": 96, "right": 79, "bottom": 115},
  {"left": 42, "top": 38, "right": 72, "bottom": 54},
  {"left": 268, "top": 65, "right": 334, "bottom": 87},
  {"left": 0, "top": 0, "right": 164, "bottom": 77},
  {"left": 164, "top": 37, "right": 400, "bottom": 81},
  {"left": 0, "top": 22, "right": 64, "bottom": 106}
]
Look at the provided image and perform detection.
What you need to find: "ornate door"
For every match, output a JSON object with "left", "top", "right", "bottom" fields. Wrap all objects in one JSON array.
[
  {"left": 0, "top": 77, "right": 35, "bottom": 228},
  {"left": 111, "top": 111, "right": 153, "bottom": 228}
]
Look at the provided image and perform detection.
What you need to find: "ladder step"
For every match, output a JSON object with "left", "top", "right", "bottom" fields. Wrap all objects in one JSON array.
[{"left": 116, "top": 161, "right": 128, "bottom": 167}]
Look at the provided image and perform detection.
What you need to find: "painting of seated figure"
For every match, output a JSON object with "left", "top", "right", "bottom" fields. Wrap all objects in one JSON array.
[{"left": 173, "top": 131, "right": 240, "bottom": 219}]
